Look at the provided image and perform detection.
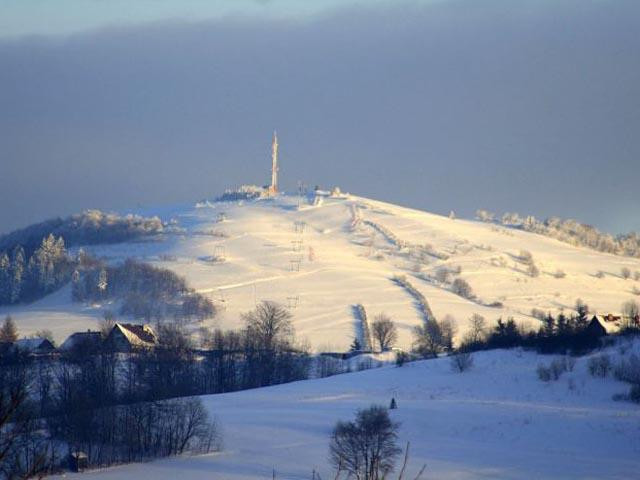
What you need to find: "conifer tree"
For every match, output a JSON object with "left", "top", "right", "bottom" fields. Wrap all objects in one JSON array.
[
  {"left": 0, "top": 253, "right": 10, "bottom": 304},
  {"left": 0, "top": 315, "right": 18, "bottom": 343},
  {"left": 9, "top": 246, "right": 24, "bottom": 303}
]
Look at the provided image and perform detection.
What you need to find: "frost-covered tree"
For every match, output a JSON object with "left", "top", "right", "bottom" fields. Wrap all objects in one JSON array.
[
  {"left": 475, "top": 209, "right": 495, "bottom": 223},
  {"left": 97, "top": 268, "right": 108, "bottom": 297},
  {"left": 495, "top": 210, "right": 640, "bottom": 258},
  {"left": 9, "top": 246, "right": 24, "bottom": 304},
  {"left": 0, "top": 253, "right": 10, "bottom": 304},
  {"left": 621, "top": 300, "right": 640, "bottom": 329}
]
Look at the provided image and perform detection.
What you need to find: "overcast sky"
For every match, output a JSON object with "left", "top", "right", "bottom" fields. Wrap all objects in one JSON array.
[{"left": 1, "top": 0, "right": 639, "bottom": 235}]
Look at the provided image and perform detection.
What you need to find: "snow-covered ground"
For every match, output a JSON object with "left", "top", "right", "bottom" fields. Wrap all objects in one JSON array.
[
  {"left": 53, "top": 343, "right": 640, "bottom": 479},
  {"left": 4, "top": 193, "right": 640, "bottom": 350}
]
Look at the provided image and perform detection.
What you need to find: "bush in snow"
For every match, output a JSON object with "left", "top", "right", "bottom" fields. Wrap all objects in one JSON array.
[
  {"left": 527, "top": 263, "right": 540, "bottom": 278},
  {"left": 596, "top": 270, "right": 605, "bottom": 278},
  {"left": 537, "top": 364, "right": 553, "bottom": 382},
  {"left": 621, "top": 267, "right": 631, "bottom": 279},
  {"left": 629, "top": 384, "right": 640, "bottom": 403},
  {"left": 537, "top": 357, "right": 573, "bottom": 382},
  {"left": 635, "top": 271, "right": 640, "bottom": 281},
  {"left": 553, "top": 269, "right": 566, "bottom": 279},
  {"left": 317, "top": 356, "right": 347, "bottom": 378},
  {"left": 588, "top": 354, "right": 612, "bottom": 378},
  {"left": 518, "top": 250, "right": 533, "bottom": 264},
  {"left": 564, "top": 356, "right": 576, "bottom": 372},
  {"left": 450, "top": 351, "right": 474, "bottom": 373},
  {"left": 613, "top": 354, "right": 640, "bottom": 385},
  {"left": 451, "top": 278, "right": 474, "bottom": 300},
  {"left": 395, "top": 351, "right": 409, "bottom": 367},
  {"left": 435, "top": 267, "right": 451, "bottom": 284}
]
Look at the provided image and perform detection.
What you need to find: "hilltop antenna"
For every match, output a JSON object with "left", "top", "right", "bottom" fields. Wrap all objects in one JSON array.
[{"left": 269, "top": 131, "right": 279, "bottom": 195}]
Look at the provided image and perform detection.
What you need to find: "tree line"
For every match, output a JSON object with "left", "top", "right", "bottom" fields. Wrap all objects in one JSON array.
[
  {"left": 476, "top": 209, "right": 640, "bottom": 258},
  {"left": 0, "top": 227, "right": 215, "bottom": 324},
  {"left": 72, "top": 258, "right": 215, "bottom": 323},
  {"left": 0, "top": 349, "right": 219, "bottom": 478},
  {"left": 0, "top": 209, "right": 164, "bottom": 257},
  {"left": 0, "top": 301, "right": 310, "bottom": 477},
  {"left": 0, "top": 234, "right": 73, "bottom": 305}
]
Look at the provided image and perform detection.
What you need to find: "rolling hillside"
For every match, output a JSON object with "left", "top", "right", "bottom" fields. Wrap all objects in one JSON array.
[
  {"left": 52, "top": 343, "right": 640, "bottom": 479},
  {"left": 3, "top": 192, "right": 640, "bottom": 350}
]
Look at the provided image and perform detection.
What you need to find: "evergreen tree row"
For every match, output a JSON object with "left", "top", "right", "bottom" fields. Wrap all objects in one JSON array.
[{"left": 0, "top": 234, "right": 73, "bottom": 305}]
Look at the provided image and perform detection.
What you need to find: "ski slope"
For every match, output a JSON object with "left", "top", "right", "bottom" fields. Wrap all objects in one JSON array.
[
  {"left": 53, "top": 344, "right": 640, "bottom": 480},
  {"left": 4, "top": 192, "right": 640, "bottom": 350}
]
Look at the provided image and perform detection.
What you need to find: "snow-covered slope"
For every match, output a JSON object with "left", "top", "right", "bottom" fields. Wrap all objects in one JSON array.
[
  {"left": 4, "top": 193, "right": 640, "bottom": 350},
  {"left": 53, "top": 344, "right": 640, "bottom": 480}
]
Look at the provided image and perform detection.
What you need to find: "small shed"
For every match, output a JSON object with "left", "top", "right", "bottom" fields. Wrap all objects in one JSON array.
[{"left": 68, "top": 451, "right": 88, "bottom": 472}]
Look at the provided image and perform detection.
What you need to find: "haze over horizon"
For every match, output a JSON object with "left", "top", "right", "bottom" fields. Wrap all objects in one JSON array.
[{"left": 1, "top": 0, "right": 639, "bottom": 235}]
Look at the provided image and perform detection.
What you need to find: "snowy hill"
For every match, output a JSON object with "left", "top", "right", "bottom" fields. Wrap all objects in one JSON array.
[
  {"left": 3, "top": 192, "right": 640, "bottom": 350},
  {"left": 52, "top": 343, "right": 640, "bottom": 480}
]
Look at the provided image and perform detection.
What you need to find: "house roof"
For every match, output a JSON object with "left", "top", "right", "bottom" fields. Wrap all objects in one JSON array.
[
  {"left": 14, "top": 337, "right": 54, "bottom": 352},
  {"left": 595, "top": 316, "right": 621, "bottom": 334},
  {"left": 113, "top": 323, "right": 157, "bottom": 347},
  {"left": 60, "top": 331, "right": 103, "bottom": 350}
]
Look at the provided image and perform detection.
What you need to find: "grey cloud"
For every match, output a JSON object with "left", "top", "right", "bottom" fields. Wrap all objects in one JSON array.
[{"left": 0, "top": 0, "right": 639, "bottom": 234}]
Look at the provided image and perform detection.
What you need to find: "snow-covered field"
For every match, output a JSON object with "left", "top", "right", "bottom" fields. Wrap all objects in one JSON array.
[
  {"left": 4, "top": 193, "right": 640, "bottom": 350},
  {"left": 53, "top": 343, "right": 640, "bottom": 480}
]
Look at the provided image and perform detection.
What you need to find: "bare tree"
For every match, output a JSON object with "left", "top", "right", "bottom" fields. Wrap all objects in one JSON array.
[
  {"left": 371, "top": 314, "right": 398, "bottom": 352},
  {"left": 242, "top": 301, "right": 293, "bottom": 350},
  {"left": 621, "top": 300, "right": 640, "bottom": 329},
  {"left": 439, "top": 315, "right": 457, "bottom": 351},
  {"left": 329, "top": 405, "right": 401, "bottom": 480},
  {"left": 0, "top": 358, "right": 55, "bottom": 478},
  {"left": 466, "top": 314, "right": 486, "bottom": 344},
  {"left": 412, "top": 321, "right": 443, "bottom": 358}
]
